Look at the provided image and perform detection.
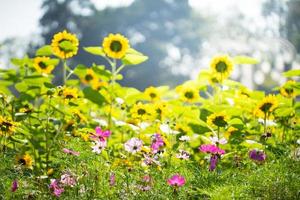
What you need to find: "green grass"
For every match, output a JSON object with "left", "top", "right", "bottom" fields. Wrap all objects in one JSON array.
[{"left": 1, "top": 138, "right": 300, "bottom": 199}]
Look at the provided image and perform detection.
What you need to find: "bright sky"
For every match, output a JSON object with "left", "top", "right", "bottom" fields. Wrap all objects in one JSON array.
[{"left": 0, "top": 0, "right": 263, "bottom": 41}]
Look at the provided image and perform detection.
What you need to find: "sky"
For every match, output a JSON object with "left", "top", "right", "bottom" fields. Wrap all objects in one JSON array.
[{"left": 0, "top": 0, "right": 263, "bottom": 41}]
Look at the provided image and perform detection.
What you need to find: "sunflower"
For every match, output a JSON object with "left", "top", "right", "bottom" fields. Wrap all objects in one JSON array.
[
  {"left": 81, "top": 69, "right": 97, "bottom": 85},
  {"left": 224, "top": 126, "right": 238, "bottom": 139},
  {"left": 33, "top": 56, "right": 55, "bottom": 74},
  {"left": 0, "top": 116, "right": 17, "bottom": 135},
  {"left": 130, "top": 102, "right": 154, "bottom": 121},
  {"left": 280, "top": 80, "right": 297, "bottom": 98},
  {"left": 176, "top": 86, "right": 200, "bottom": 103},
  {"left": 51, "top": 30, "right": 79, "bottom": 59},
  {"left": 254, "top": 94, "right": 278, "bottom": 118},
  {"left": 144, "top": 86, "right": 160, "bottom": 101},
  {"left": 154, "top": 102, "right": 168, "bottom": 120},
  {"left": 102, "top": 33, "right": 130, "bottom": 59},
  {"left": 210, "top": 55, "right": 234, "bottom": 81},
  {"left": 17, "top": 154, "right": 33, "bottom": 168},
  {"left": 207, "top": 112, "right": 229, "bottom": 127},
  {"left": 61, "top": 87, "right": 79, "bottom": 100},
  {"left": 91, "top": 80, "right": 108, "bottom": 91}
]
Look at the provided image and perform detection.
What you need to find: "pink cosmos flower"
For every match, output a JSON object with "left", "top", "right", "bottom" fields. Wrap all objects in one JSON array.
[
  {"left": 199, "top": 144, "right": 225, "bottom": 155},
  {"left": 11, "top": 180, "right": 18, "bottom": 192},
  {"left": 49, "top": 179, "right": 64, "bottom": 197},
  {"left": 90, "top": 126, "right": 111, "bottom": 141},
  {"left": 167, "top": 174, "right": 186, "bottom": 187},
  {"left": 151, "top": 134, "right": 165, "bottom": 153},
  {"left": 60, "top": 173, "right": 76, "bottom": 187},
  {"left": 62, "top": 148, "right": 80, "bottom": 156},
  {"left": 109, "top": 173, "right": 116, "bottom": 187}
]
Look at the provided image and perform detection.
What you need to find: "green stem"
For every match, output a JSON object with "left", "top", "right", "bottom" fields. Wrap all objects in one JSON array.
[
  {"left": 217, "top": 126, "right": 220, "bottom": 147},
  {"left": 108, "top": 59, "right": 117, "bottom": 129},
  {"left": 63, "top": 60, "right": 67, "bottom": 85},
  {"left": 263, "top": 112, "right": 267, "bottom": 135}
]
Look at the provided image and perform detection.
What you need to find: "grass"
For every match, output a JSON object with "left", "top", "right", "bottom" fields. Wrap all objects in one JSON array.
[{"left": 1, "top": 137, "right": 299, "bottom": 199}]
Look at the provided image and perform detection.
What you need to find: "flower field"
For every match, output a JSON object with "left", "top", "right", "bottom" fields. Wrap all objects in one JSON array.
[{"left": 0, "top": 31, "right": 300, "bottom": 199}]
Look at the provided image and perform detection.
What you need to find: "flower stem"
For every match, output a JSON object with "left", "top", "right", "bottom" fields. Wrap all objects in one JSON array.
[{"left": 63, "top": 60, "right": 67, "bottom": 85}]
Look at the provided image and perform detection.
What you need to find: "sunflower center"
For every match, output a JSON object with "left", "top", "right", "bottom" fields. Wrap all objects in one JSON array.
[
  {"left": 150, "top": 93, "right": 157, "bottom": 98},
  {"left": 18, "top": 158, "right": 26, "bottom": 165},
  {"left": 85, "top": 74, "right": 94, "bottom": 81},
  {"left": 216, "top": 61, "right": 227, "bottom": 73},
  {"left": 260, "top": 103, "right": 273, "bottom": 113},
  {"left": 137, "top": 108, "right": 146, "bottom": 115},
  {"left": 110, "top": 40, "right": 122, "bottom": 52},
  {"left": 184, "top": 91, "right": 194, "bottom": 99},
  {"left": 213, "top": 116, "right": 227, "bottom": 127},
  {"left": 39, "top": 61, "right": 48, "bottom": 69},
  {"left": 65, "top": 94, "right": 75, "bottom": 99}
]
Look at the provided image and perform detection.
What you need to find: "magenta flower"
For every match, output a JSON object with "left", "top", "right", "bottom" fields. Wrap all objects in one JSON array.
[
  {"left": 249, "top": 149, "right": 266, "bottom": 162},
  {"left": 11, "top": 180, "right": 18, "bottom": 192},
  {"left": 199, "top": 144, "right": 225, "bottom": 155},
  {"left": 90, "top": 126, "right": 111, "bottom": 141},
  {"left": 151, "top": 134, "right": 165, "bottom": 153},
  {"left": 62, "top": 148, "right": 80, "bottom": 156},
  {"left": 49, "top": 179, "right": 64, "bottom": 197},
  {"left": 167, "top": 174, "right": 186, "bottom": 187}
]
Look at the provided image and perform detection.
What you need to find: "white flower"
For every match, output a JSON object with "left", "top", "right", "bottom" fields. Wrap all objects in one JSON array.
[
  {"left": 176, "top": 150, "right": 190, "bottom": 160},
  {"left": 179, "top": 135, "right": 190, "bottom": 142},
  {"left": 115, "top": 97, "right": 124, "bottom": 104},
  {"left": 160, "top": 124, "right": 179, "bottom": 134},
  {"left": 91, "top": 140, "right": 107, "bottom": 154},
  {"left": 258, "top": 118, "right": 277, "bottom": 127},
  {"left": 210, "top": 136, "right": 227, "bottom": 145},
  {"left": 124, "top": 138, "right": 143, "bottom": 154}
]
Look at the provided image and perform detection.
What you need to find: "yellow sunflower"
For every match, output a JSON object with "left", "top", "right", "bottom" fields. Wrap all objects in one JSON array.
[
  {"left": 207, "top": 112, "right": 229, "bottom": 127},
  {"left": 176, "top": 86, "right": 200, "bottom": 103},
  {"left": 91, "top": 80, "right": 108, "bottom": 90},
  {"left": 61, "top": 87, "right": 79, "bottom": 100},
  {"left": 144, "top": 86, "right": 160, "bottom": 101},
  {"left": 51, "top": 30, "right": 79, "bottom": 59},
  {"left": 81, "top": 68, "right": 97, "bottom": 85},
  {"left": 154, "top": 102, "right": 168, "bottom": 120},
  {"left": 130, "top": 102, "right": 154, "bottom": 121},
  {"left": 17, "top": 153, "right": 33, "bottom": 168},
  {"left": 224, "top": 126, "right": 238, "bottom": 139},
  {"left": 280, "top": 80, "right": 297, "bottom": 98},
  {"left": 210, "top": 55, "right": 234, "bottom": 81},
  {"left": 254, "top": 94, "right": 278, "bottom": 118},
  {"left": 0, "top": 116, "right": 17, "bottom": 135},
  {"left": 102, "top": 33, "right": 130, "bottom": 59},
  {"left": 33, "top": 57, "right": 55, "bottom": 74}
]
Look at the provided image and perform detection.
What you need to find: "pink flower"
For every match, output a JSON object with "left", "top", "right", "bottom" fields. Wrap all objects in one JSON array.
[
  {"left": 199, "top": 144, "right": 225, "bottom": 155},
  {"left": 167, "top": 174, "right": 186, "bottom": 187},
  {"left": 91, "top": 140, "right": 107, "bottom": 154},
  {"left": 62, "top": 148, "right": 80, "bottom": 156},
  {"left": 60, "top": 173, "right": 76, "bottom": 187},
  {"left": 124, "top": 138, "right": 143, "bottom": 154},
  {"left": 90, "top": 126, "right": 111, "bottom": 141},
  {"left": 109, "top": 173, "right": 116, "bottom": 187},
  {"left": 49, "top": 179, "right": 64, "bottom": 197},
  {"left": 11, "top": 180, "right": 18, "bottom": 192},
  {"left": 151, "top": 134, "right": 165, "bottom": 153}
]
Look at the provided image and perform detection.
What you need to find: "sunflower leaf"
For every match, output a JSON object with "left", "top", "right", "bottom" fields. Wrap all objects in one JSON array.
[
  {"left": 122, "top": 48, "right": 148, "bottom": 65},
  {"left": 83, "top": 87, "right": 107, "bottom": 106},
  {"left": 233, "top": 56, "right": 259, "bottom": 65},
  {"left": 36, "top": 45, "right": 52, "bottom": 56},
  {"left": 84, "top": 47, "right": 105, "bottom": 56},
  {"left": 283, "top": 69, "right": 300, "bottom": 77}
]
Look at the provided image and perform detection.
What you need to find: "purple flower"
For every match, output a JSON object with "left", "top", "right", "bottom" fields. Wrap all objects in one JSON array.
[
  {"left": 124, "top": 138, "right": 143, "bottom": 154},
  {"left": 209, "top": 154, "right": 218, "bottom": 171},
  {"left": 62, "top": 148, "right": 80, "bottom": 156},
  {"left": 249, "top": 149, "right": 266, "bottom": 162},
  {"left": 11, "top": 180, "right": 18, "bottom": 192},
  {"left": 167, "top": 174, "right": 186, "bottom": 187}
]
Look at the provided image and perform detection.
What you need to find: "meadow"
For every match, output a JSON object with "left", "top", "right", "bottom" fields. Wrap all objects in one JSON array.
[{"left": 0, "top": 31, "right": 299, "bottom": 199}]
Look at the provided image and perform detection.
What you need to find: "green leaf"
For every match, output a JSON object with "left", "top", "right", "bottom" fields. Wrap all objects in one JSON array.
[
  {"left": 233, "top": 56, "right": 259, "bottom": 65},
  {"left": 36, "top": 45, "right": 52, "bottom": 56},
  {"left": 122, "top": 48, "right": 148, "bottom": 65},
  {"left": 83, "top": 87, "right": 107, "bottom": 106},
  {"left": 15, "top": 82, "right": 28, "bottom": 92},
  {"left": 283, "top": 69, "right": 300, "bottom": 77},
  {"left": 84, "top": 47, "right": 105, "bottom": 56},
  {"left": 59, "top": 41, "right": 75, "bottom": 51}
]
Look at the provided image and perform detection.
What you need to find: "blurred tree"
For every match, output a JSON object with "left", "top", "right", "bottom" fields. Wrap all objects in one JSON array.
[{"left": 39, "top": 0, "right": 205, "bottom": 89}]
